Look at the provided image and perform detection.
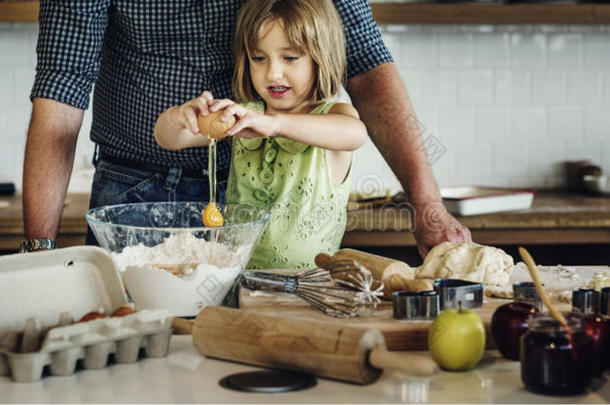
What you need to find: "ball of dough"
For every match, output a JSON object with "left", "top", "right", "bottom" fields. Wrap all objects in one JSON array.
[{"left": 416, "top": 241, "right": 514, "bottom": 286}]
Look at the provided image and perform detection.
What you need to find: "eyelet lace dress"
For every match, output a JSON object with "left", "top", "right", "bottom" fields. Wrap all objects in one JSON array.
[{"left": 225, "top": 100, "right": 352, "bottom": 269}]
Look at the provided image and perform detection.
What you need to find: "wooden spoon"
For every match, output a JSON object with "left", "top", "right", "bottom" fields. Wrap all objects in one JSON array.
[
  {"left": 172, "top": 317, "right": 194, "bottom": 334},
  {"left": 518, "top": 246, "right": 567, "bottom": 326}
]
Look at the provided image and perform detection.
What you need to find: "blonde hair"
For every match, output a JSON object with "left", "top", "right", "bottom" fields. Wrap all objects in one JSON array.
[{"left": 233, "top": 0, "right": 346, "bottom": 103}]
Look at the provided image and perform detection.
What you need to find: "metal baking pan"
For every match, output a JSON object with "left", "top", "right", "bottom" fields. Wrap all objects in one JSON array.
[
  {"left": 433, "top": 279, "right": 483, "bottom": 310},
  {"left": 441, "top": 186, "right": 535, "bottom": 216}
]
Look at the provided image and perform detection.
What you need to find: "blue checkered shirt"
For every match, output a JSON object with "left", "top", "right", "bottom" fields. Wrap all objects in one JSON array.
[{"left": 31, "top": 0, "right": 392, "bottom": 170}]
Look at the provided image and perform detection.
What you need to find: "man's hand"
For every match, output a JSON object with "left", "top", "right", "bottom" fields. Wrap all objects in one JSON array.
[{"left": 413, "top": 202, "right": 471, "bottom": 258}]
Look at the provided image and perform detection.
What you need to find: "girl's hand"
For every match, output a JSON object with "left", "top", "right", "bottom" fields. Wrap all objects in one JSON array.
[
  {"left": 170, "top": 91, "right": 216, "bottom": 135},
  {"left": 211, "top": 99, "right": 279, "bottom": 138}
]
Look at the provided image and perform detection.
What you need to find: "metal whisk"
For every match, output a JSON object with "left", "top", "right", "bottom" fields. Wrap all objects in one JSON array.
[
  {"left": 317, "top": 258, "right": 384, "bottom": 305},
  {"left": 241, "top": 264, "right": 383, "bottom": 318}
]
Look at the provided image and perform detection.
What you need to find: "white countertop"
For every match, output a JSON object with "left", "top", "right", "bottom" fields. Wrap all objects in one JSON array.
[{"left": 1, "top": 336, "right": 609, "bottom": 403}]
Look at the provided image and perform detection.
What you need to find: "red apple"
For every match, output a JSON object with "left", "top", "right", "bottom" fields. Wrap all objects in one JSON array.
[{"left": 491, "top": 302, "right": 539, "bottom": 361}]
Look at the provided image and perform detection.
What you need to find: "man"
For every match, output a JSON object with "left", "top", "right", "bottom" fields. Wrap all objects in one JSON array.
[{"left": 21, "top": 0, "right": 470, "bottom": 256}]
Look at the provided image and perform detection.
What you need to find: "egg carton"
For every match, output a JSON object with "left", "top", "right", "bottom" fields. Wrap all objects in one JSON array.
[
  {"left": 0, "top": 310, "right": 172, "bottom": 382},
  {"left": 0, "top": 246, "right": 174, "bottom": 383}
]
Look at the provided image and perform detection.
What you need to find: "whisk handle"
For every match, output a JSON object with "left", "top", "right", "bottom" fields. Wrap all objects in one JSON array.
[
  {"left": 369, "top": 348, "right": 438, "bottom": 378},
  {"left": 241, "top": 271, "right": 298, "bottom": 293}
]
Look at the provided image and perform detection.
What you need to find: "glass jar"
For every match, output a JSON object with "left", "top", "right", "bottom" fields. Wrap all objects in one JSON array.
[
  {"left": 572, "top": 288, "right": 610, "bottom": 374},
  {"left": 520, "top": 312, "right": 594, "bottom": 396}
]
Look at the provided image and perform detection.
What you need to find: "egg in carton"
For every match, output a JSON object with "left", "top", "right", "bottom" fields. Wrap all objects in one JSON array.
[{"left": 0, "top": 246, "right": 173, "bottom": 383}]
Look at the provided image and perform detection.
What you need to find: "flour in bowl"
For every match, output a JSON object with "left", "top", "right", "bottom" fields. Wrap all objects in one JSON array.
[
  {"left": 112, "top": 232, "right": 250, "bottom": 274},
  {"left": 112, "top": 232, "right": 252, "bottom": 316}
]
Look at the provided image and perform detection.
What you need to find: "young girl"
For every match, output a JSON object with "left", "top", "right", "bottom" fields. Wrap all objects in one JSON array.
[{"left": 154, "top": 0, "right": 367, "bottom": 269}]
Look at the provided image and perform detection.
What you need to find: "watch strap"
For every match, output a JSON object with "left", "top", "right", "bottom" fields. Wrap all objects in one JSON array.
[{"left": 19, "top": 238, "right": 57, "bottom": 253}]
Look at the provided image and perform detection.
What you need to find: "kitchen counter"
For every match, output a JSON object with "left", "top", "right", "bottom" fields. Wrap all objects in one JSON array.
[
  {"left": 344, "top": 190, "right": 610, "bottom": 247},
  {"left": 1, "top": 335, "right": 608, "bottom": 403},
  {"left": 1, "top": 191, "right": 610, "bottom": 252},
  {"left": 0, "top": 193, "right": 90, "bottom": 251}
]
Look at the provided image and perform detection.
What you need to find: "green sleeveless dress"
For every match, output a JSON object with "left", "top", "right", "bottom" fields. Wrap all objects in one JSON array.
[{"left": 225, "top": 100, "right": 352, "bottom": 269}]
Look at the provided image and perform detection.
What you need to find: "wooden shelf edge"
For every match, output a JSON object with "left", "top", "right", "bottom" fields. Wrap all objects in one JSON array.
[
  {"left": 0, "top": 1, "right": 39, "bottom": 23},
  {"left": 371, "top": 3, "right": 610, "bottom": 24},
  {"left": 2, "top": 2, "right": 610, "bottom": 24}
]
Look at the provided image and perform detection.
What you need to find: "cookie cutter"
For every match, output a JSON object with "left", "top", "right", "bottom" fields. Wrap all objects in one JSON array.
[
  {"left": 572, "top": 288, "right": 601, "bottom": 315},
  {"left": 600, "top": 287, "right": 610, "bottom": 316},
  {"left": 513, "top": 281, "right": 543, "bottom": 311},
  {"left": 433, "top": 279, "right": 483, "bottom": 310},
  {"left": 392, "top": 290, "right": 439, "bottom": 320}
]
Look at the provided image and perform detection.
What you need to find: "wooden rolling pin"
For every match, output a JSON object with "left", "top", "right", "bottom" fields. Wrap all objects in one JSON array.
[
  {"left": 316, "top": 249, "right": 434, "bottom": 299},
  {"left": 192, "top": 306, "right": 438, "bottom": 384}
]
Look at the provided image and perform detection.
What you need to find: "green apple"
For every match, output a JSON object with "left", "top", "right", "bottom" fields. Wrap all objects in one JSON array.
[{"left": 428, "top": 305, "right": 486, "bottom": 371}]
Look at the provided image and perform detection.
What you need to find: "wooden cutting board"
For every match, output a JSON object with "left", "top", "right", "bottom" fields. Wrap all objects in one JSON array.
[{"left": 239, "top": 288, "right": 571, "bottom": 351}]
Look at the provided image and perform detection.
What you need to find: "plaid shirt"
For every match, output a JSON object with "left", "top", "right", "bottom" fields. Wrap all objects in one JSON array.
[{"left": 31, "top": 0, "right": 392, "bottom": 170}]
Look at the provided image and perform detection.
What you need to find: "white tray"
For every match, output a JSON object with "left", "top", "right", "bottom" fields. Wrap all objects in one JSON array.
[{"left": 441, "top": 186, "right": 535, "bottom": 216}]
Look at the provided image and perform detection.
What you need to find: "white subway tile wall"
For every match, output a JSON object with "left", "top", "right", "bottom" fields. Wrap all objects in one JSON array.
[
  {"left": 531, "top": 69, "right": 567, "bottom": 104},
  {"left": 511, "top": 106, "right": 547, "bottom": 140},
  {"left": 548, "top": 34, "right": 582, "bottom": 68},
  {"left": 1, "top": 23, "right": 609, "bottom": 193},
  {"left": 475, "top": 106, "right": 510, "bottom": 140},
  {"left": 605, "top": 69, "right": 610, "bottom": 103},
  {"left": 495, "top": 69, "right": 530, "bottom": 104},
  {"left": 567, "top": 69, "right": 602, "bottom": 104}
]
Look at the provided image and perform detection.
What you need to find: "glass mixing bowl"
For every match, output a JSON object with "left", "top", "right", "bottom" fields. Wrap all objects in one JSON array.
[{"left": 86, "top": 201, "right": 269, "bottom": 316}]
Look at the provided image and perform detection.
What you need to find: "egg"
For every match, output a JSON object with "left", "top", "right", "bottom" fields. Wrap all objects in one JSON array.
[
  {"left": 197, "top": 110, "right": 236, "bottom": 139},
  {"left": 111, "top": 306, "right": 136, "bottom": 317},
  {"left": 79, "top": 311, "right": 107, "bottom": 322}
]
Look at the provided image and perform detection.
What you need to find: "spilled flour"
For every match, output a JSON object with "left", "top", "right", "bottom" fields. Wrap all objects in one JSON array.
[{"left": 485, "top": 262, "right": 608, "bottom": 304}]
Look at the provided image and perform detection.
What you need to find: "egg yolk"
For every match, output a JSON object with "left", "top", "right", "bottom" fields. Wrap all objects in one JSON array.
[{"left": 202, "top": 202, "right": 224, "bottom": 227}]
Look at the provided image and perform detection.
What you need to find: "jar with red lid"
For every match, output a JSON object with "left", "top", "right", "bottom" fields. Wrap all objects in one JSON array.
[{"left": 520, "top": 312, "right": 594, "bottom": 396}]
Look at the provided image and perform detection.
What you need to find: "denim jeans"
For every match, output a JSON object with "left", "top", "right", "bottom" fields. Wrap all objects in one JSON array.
[{"left": 85, "top": 158, "right": 228, "bottom": 245}]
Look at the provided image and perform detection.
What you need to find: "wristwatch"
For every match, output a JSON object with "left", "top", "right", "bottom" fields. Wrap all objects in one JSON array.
[{"left": 19, "top": 238, "right": 57, "bottom": 253}]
